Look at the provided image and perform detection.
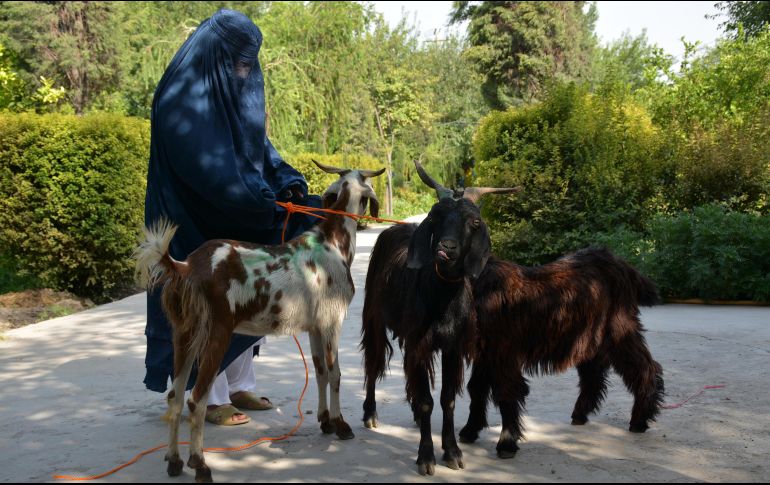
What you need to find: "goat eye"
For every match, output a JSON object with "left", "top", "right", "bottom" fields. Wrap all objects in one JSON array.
[{"left": 472, "top": 219, "right": 481, "bottom": 228}]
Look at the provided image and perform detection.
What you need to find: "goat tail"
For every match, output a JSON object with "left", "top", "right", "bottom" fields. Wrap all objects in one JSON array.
[
  {"left": 616, "top": 255, "right": 661, "bottom": 307},
  {"left": 635, "top": 271, "right": 662, "bottom": 307},
  {"left": 360, "top": 306, "right": 394, "bottom": 386},
  {"left": 134, "top": 217, "right": 182, "bottom": 291},
  {"left": 135, "top": 218, "right": 212, "bottom": 357}
]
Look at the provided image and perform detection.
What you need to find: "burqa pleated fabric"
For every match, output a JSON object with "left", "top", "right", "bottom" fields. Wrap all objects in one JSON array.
[{"left": 143, "top": 9, "right": 322, "bottom": 393}]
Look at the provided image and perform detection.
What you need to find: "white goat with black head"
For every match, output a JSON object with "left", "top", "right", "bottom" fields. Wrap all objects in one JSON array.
[{"left": 135, "top": 160, "right": 384, "bottom": 483}]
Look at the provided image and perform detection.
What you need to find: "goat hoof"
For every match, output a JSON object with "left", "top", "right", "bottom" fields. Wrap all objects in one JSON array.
[
  {"left": 165, "top": 456, "right": 184, "bottom": 477},
  {"left": 417, "top": 446, "right": 436, "bottom": 476},
  {"left": 629, "top": 423, "right": 649, "bottom": 433},
  {"left": 194, "top": 466, "right": 213, "bottom": 483},
  {"left": 320, "top": 420, "right": 336, "bottom": 434},
  {"left": 571, "top": 416, "right": 588, "bottom": 426},
  {"left": 496, "top": 442, "right": 519, "bottom": 459},
  {"left": 443, "top": 450, "right": 464, "bottom": 470},
  {"left": 417, "top": 461, "right": 436, "bottom": 476},
  {"left": 458, "top": 426, "right": 479, "bottom": 444},
  {"left": 335, "top": 419, "right": 355, "bottom": 440},
  {"left": 364, "top": 415, "right": 378, "bottom": 429}
]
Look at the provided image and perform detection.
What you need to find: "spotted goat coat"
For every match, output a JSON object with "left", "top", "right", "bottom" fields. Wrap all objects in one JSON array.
[{"left": 135, "top": 165, "right": 383, "bottom": 483}]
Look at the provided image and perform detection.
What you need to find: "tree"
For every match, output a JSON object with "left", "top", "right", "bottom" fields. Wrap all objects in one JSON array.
[
  {"left": 114, "top": 1, "right": 270, "bottom": 118},
  {"left": 713, "top": 1, "right": 770, "bottom": 38},
  {"left": 0, "top": 1, "right": 122, "bottom": 114},
  {"left": 450, "top": 1, "right": 598, "bottom": 109},
  {"left": 411, "top": 35, "right": 488, "bottom": 188},
  {"left": 360, "top": 17, "right": 432, "bottom": 215}
]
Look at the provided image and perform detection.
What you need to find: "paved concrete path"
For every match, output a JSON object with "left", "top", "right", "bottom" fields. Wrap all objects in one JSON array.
[{"left": 1, "top": 225, "right": 768, "bottom": 483}]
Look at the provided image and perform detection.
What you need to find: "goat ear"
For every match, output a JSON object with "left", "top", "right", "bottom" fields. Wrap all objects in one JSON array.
[
  {"left": 368, "top": 197, "right": 379, "bottom": 219},
  {"left": 407, "top": 219, "right": 433, "bottom": 269},
  {"left": 464, "top": 222, "right": 491, "bottom": 279},
  {"left": 366, "top": 189, "right": 380, "bottom": 219}
]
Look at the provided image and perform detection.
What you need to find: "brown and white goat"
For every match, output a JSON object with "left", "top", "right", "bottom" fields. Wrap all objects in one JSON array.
[
  {"left": 135, "top": 161, "right": 384, "bottom": 483},
  {"left": 360, "top": 161, "right": 519, "bottom": 475}
]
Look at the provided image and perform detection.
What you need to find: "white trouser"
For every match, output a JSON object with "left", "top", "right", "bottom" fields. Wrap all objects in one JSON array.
[{"left": 207, "top": 338, "right": 265, "bottom": 407}]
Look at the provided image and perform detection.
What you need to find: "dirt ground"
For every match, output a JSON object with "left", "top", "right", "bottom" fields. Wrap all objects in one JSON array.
[{"left": 0, "top": 289, "right": 95, "bottom": 333}]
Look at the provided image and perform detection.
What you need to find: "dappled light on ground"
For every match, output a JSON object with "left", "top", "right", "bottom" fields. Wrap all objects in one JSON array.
[{"left": 0, "top": 226, "right": 768, "bottom": 482}]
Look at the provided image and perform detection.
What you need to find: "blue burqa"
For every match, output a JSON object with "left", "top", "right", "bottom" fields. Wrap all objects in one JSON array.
[{"left": 143, "top": 9, "right": 321, "bottom": 393}]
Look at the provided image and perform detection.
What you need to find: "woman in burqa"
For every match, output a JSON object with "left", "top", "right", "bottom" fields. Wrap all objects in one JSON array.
[{"left": 143, "top": 9, "right": 322, "bottom": 425}]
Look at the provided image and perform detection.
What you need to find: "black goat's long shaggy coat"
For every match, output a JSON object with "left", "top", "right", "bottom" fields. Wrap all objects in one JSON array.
[
  {"left": 460, "top": 247, "right": 665, "bottom": 458},
  {"left": 476, "top": 249, "right": 660, "bottom": 376},
  {"left": 361, "top": 223, "right": 477, "bottom": 403}
]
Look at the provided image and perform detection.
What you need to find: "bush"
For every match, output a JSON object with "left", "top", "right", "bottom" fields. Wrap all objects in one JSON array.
[
  {"left": 473, "top": 83, "right": 669, "bottom": 265},
  {"left": 595, "top": 204, "right": 770, "bottom": 301},
  {"left": 664, "top": 109, "right": 770, "bottom": 213},
  {"left": 391, "top": 186, "right": 435, "bottom": 221},
  {"left": 0, "top": 118, "right": 391, "bottom": 302},
  {"left": 0, "top": 250, "right": 41, "bottom": 294},
  {"left": 0, "top": 112, "right": 149, "bottom": 302}
]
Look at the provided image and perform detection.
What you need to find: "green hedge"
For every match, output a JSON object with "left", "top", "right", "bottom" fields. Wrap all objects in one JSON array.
[
  {"left": 0, "top": 113, "right": 150, "bottom": 302},
  {"left": 473, "top": 84, "right": 670, "bottom": 265},
  {"left": 595, "top": 205, "right": 770, "bottom": 301},
  {"left": 0, "top": 114, "right": 390, "bottom": 301}
]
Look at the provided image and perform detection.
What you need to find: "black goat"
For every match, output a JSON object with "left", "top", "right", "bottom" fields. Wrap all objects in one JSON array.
[
  {"left": 360, "top": 162, "right": 519, "bottom": 475},
  {"left": 459, "top": 248, "right": 665, "bottom": 459}
]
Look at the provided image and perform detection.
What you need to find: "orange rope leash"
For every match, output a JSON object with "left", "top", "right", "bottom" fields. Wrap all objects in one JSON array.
[
  {"left": 53, "top": 336, "right": 309, "bottom": 481},
  {"left": 661, "top": 385, "right": 726, "bottom": 410},
  {"left": 54, "top": 200, "right": 404, "bottom": 481},
  {"left": 276, "top": 200, "right": 408, "bottom": 234}
]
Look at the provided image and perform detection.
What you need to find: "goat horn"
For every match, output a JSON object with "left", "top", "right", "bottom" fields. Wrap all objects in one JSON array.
[
  {"left": 414, "top": 160, "right": 453, "bottom": 200},
  {"left": 358, "top": 167, "right": 387, "bottom": 178},
  {"left": 312, "top": 159, "right": 351, "bottom": 176},
  {"left": 462, "top": 186, "right": 523, "bottom": 204}
]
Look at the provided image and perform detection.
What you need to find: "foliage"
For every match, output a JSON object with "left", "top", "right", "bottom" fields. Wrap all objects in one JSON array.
[
  {"left": 595, "top": 205, "right": 770, "bottom": 301},
  {"left": 0, "top": 1, "right": 122, "bottom": 114},
  {"left": 0, "top": 41, "right": 68, "bottom": 112},
  {"left": 1, "top": 2, "right": 485, "bottom": 207},
  {"left": 113, "top": 2, "right": 269, "bottom": 119},
  {"left": 0, "top": 41, "right": 24, "bottom": 109},
  {"left": 473, "top": 83, "right": 668, "bottom": 264},
  {"left": 0, "top": 250, "right": 41, "bottom": 294},
  {"left": 645, "top": 29, "right": 770, "bottom": 130},
  {"left": 664, "top": 108, "right": 770, "bottom": 213},
  {"left": 592, "top": 31, "right": 674, "bottom": 93},
  {"left": 391, "top": 186, "right": 437, "bottom": 221},
  {"left": 0, "top": 112, "right": 149, "bottom": 302},
  {"left": 451, "top": 1, "right": 598, "bottom": 109},
  {"left": 713, "top": 1, "right": 770, "bottom": 39}
]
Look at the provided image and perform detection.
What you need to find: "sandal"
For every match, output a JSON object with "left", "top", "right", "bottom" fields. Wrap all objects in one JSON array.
[
  {"left": 230, "top": 392, "right": 273, "bottom": 411},
  {"left": 205, "top": 404, "right": 251, "bottom": 426}
]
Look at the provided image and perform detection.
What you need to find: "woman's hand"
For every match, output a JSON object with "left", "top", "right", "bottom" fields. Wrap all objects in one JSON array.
[{"left": 282, "top": 184, "right": 305, "bottom": 201}]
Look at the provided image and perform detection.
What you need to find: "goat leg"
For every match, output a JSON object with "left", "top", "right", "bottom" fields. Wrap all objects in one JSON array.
[
  {"left": 440, "top": 351, "right": 464, "bottom": 470},
  {"left": 411, "top": 368, "right": 436, "bottom": 476},
  {"left": 494, "top": 372, "right": 529, "bottom": 459},
  {"left": 166, "top": 336, "right": 196, "bottom": 477},
  {"left": 362, "top": 380, "right": 379, "bottom": 428},
  {"left": 459, "top": 362, "right": 490, "bottom": 444},
  {"left": 571, "top": 357, "right": 611, "bottom": 425}
]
